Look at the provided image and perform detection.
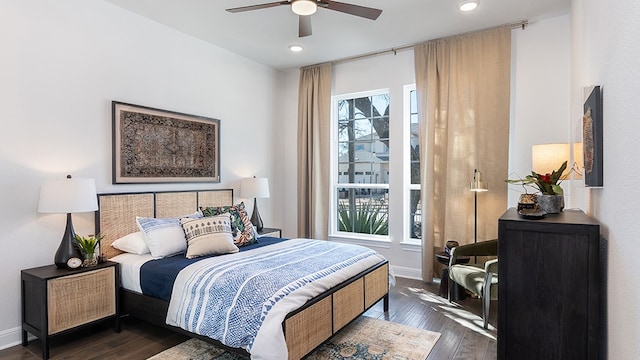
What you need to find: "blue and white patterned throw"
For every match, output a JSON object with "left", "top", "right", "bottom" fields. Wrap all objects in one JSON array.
[{"left": 166, "top": 238, "right": 386, "bottom": 360}]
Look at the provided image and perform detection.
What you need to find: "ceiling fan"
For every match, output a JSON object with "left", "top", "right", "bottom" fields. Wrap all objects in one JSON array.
[{"left": 226, "top": 0, "right": 383, "bottom": 37}]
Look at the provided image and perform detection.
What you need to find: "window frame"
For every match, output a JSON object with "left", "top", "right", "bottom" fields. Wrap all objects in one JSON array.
[
  {"left": 330, "top": 88, "right": 391, "bottom": 241},
  {"left": 403, "top": 84, "right": 421, "bottom": 245},
  {"left": 329, "top": 85, "right": 422, "bottom": 247}
]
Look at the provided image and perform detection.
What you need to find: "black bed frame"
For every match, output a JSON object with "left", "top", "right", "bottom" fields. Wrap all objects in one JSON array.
[
  {"left": 120, "top": 260, "right": 389, "bottom": 357},
  {"left": 95, "top": 189, "right": 390, "bottom": 358}
]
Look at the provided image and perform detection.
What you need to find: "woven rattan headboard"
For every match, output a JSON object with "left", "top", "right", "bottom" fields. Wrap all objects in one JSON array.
[{"left": 95, "top": 189, "right": 233, "bottom": 259}]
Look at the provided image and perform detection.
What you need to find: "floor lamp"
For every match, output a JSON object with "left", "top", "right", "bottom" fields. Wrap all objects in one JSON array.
[{"left": 470, "top": 169, "right": 488, "bottom": 262}]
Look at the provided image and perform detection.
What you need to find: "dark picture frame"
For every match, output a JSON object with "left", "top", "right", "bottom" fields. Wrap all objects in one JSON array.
[
  {"left": 112, "top": 101, "right": 220, "bottom": 184},
  {"left": 582, "top": 86, "right": 603, "bottom": 187}
]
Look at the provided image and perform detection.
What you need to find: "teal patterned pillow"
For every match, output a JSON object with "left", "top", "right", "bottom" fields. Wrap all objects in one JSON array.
[{"left": 200, "top": 202, "right": 258, "bottom": 246}]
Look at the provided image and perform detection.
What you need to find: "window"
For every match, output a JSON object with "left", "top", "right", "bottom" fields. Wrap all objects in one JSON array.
[
  {"left": 331, "top": 86, "right": 421, "bottom": 244},
  {"left": 404, "top": 85, "right": 421, "bottom": 243},
  {"left": 333, "top": 90, "right": 390, "bottom": 236}
]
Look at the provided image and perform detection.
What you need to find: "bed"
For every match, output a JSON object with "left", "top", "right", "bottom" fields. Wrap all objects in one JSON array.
[{"left": 95, "top": 189, "right": 389, "bottom": 360}]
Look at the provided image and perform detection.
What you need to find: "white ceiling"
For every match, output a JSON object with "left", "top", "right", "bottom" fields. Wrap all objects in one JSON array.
[{"left": 105, "top": 0, "right": 571, "bottom": 70}]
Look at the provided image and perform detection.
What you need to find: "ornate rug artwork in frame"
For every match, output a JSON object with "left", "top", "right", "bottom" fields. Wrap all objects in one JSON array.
[{"left": 112, "top": 101, "right": 220, "bottom": 184}]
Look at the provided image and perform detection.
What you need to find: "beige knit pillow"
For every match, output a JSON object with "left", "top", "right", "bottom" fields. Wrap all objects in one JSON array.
[{"left": 180, "top": 213, "right": 239, "bottom": 259}]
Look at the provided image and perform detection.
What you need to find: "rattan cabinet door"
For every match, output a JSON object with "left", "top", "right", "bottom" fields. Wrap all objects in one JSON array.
[
  {"left": 47, "top": 267, "right": 116, "bottom": 334},
  {"left": 285, "top": 296, "right": 332, "bottom": 360},
  {"left": 332, "top": 278, "right": 364, "bottom": 332},
  {"left": 364, "top": 263, "right": 389, "bottom": 309}
]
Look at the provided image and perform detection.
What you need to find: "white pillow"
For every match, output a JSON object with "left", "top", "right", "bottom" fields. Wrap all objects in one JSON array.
[
  {"left": 136, "top": 216, "right": 189, "bottom": 258},
  {"left": 181, "top": 214, "right": 239, "bottom": 259},
  {"left": 111, "top": 231, "right": 150, "bottom": 255}
]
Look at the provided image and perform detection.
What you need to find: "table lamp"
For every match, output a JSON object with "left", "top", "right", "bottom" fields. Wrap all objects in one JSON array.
[
  {"left": 241, "top": 177, "right": 270, "bottom": 232},
  {"left": 532, "top": 143, "right": 570, "bottom": 178},
  {"left": 38, "top": 175, "right": 98, "bottom": 268},
  {"left": 532, "top": 143, "right": 582, "bottom": 180}
]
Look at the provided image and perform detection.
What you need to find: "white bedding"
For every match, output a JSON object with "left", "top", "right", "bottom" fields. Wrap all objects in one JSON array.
[{"left": 110, "top": 252, "right": 154, "bottom": 293}]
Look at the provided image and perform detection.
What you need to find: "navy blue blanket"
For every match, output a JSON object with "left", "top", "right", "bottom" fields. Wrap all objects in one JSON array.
[{"left": 140, "top": 237, "right": 288, "bottom": 301}]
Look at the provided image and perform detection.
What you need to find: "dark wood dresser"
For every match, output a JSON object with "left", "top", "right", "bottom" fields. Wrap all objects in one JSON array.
[{"left": 497, "top": 208, "right": 600, "bottom": 360}]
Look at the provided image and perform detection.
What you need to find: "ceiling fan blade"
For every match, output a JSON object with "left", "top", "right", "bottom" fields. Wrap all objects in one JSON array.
[
  {"left": 299, "top": 15, "right": 312, "bottom": 37},
  {"left": 226, "top": 1, "right": 289, "bottom": 13},
  {"left": 323, "top": 0, "right": 382, "bottom": 20}
]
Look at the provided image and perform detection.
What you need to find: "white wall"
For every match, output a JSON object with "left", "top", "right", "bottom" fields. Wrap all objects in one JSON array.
[
  {"left": 0, "top": 0, "right": 281, "bottom": 348},
  {"left": 280, "top": 17, "right": 571, "bottom": 280},
  {"left": 508, "top": 15, "right": 571, "bottom": 206},
  {"left": 279, "top": 69, "right": 301, "bottom": 239},
  {"left": 571, "top": 0, "right": 640, "bottom": 358}
]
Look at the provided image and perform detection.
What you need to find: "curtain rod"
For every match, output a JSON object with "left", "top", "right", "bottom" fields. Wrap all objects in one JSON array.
[{"left": 301, "top": 20, "right": 528, "bottom": 70}]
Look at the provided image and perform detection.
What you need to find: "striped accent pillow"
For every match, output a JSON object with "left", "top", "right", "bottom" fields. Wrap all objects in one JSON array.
[{"left": 136, "top": 212, "right": 202, "bottom": 258}]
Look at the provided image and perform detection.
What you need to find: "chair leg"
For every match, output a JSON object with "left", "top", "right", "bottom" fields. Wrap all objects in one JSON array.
[{"left": 482, "top": 272, "right": 493, "bottom": 329}]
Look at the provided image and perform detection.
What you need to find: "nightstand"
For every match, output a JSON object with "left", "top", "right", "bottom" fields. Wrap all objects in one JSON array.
[
  {"left": 258, "top": 227, "right": 282, "bottom": 238},
  {"left": 21, "top": 261, "right": 120, "bottom": 359}
]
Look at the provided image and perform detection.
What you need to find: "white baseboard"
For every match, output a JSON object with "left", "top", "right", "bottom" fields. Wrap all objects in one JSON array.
[
  {"left": 390, "top": 265, "right": 423, "bottom": 280},
  {"left": 0, "top": 326, "right": 32, "bottom": 351}
]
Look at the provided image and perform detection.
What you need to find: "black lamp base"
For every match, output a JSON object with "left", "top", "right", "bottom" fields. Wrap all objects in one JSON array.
[
  {"left": 250, "top": 198, "right": 264, "bottom": 232},
  {"left": 54, "top": 213, "right": 81, "bottom": 268}
]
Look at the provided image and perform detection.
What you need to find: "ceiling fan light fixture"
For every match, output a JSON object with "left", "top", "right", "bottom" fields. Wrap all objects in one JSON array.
[
  {"left": 289, "top": 44, "right": 304, "bottom": 52},
  {"left": 458, "top": 0, "right": 479, "bottom": 11},
  {"left": 291, "top": 0, "right": 317, "bottom": 16}
]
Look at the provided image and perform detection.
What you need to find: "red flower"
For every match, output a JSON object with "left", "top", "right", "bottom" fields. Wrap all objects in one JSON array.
[{"left": 505, "top": 161, "right": 568, "bottom": 196}]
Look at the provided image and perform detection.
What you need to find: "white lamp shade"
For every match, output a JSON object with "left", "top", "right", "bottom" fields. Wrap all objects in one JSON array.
[
  {"left": 532, "top": 143, "right": 570, "bottom": 175},
  {"left": 241, "top": 177, "right": 270, "bottom": 199},
  {"left": 38, "top": 177, "right": 98, "bottom": 213},
  {"left": 291, "top": 0, "right": 317, "bottom": 16}
]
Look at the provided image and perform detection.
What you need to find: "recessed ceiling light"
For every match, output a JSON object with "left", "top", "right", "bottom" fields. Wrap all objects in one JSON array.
[
  {"left": 459, "top": 0, "right": 479, "bottom": 11},
  {"left": 289, "top": 44, "right": 304, "bottom": 52},
  {"left": 291, "top": 0, "right": 317, "bottom": 16}
]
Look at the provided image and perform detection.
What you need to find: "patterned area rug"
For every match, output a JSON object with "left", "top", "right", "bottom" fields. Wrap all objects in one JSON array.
[{"left": 148, "top": 316, "right": 440, "bottom": 360}]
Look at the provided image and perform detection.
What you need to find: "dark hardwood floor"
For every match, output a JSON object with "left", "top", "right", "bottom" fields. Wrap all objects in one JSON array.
[
  {"left": 367, "top": 277, "right": 497, "bottom": 360},
  {"left": 1, "top": 277, "right": 496, "bottom": 360}
]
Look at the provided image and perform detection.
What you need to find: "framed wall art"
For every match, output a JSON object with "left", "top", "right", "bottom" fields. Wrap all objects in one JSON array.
[
  {"left": 112, "top": 101, "right": 220, "bottom": 184},
  {"left": 582, "top": 86, "right": 603, "bottom": 187}
]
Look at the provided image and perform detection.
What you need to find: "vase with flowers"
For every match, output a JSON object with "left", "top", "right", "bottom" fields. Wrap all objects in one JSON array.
[{"left": 505, "top": 161, "right": 567, "bottom": 214}]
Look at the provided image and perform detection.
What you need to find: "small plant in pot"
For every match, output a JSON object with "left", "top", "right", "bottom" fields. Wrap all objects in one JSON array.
[
  {"left": 74, "top": 234, "right": 102, "bottom": 267},
  {"left": 505, "top": 161, "right": 567, "bottom": 214}
]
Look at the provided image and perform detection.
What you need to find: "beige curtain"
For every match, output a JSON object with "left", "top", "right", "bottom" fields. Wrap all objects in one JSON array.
[
  {"left": 297, "top": 63, "right": 332, "bottom": 239},
  {"left": 414, "top": 27, "right": 511, "bottom": 282}
]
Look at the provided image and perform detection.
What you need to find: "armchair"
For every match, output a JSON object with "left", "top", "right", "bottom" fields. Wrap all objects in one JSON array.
[{"left": 448, "top": 239, "right": 498, "bottom": 329}]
